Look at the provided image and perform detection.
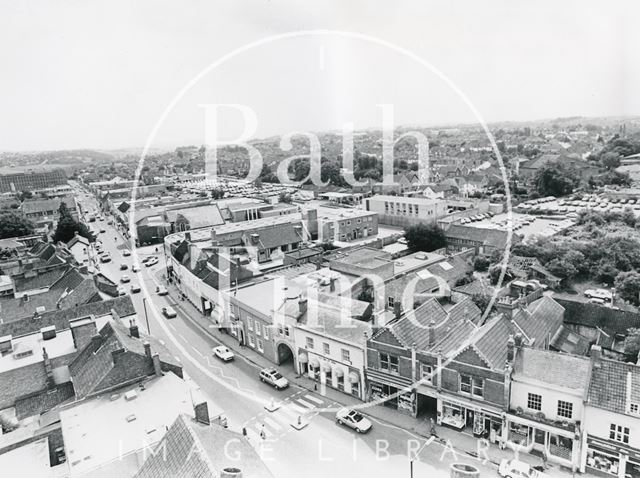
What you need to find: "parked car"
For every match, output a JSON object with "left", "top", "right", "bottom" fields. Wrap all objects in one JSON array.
[
  {"left": 130, "top": 283, "right": 141, "bottom": 293},
  {"left": 213, "top": 345, "right": 234, "bottom": 362},
  {"left": 146, "top": 257, "right": 159, "bottom": 267},
  {"left": 117, "top": 286, "right": 127, "bottom": 296},
  {"left": 162, "top": 306, "right": 177, "bottom": 318},
  {"left": 335, "top": 408, "right": 373, "bottom": 433},
  {"left": 100, "top": 254, "right": 111, "bottom": 263},
  {"left": 498, "top": 459, "right": 548, "bottom": 478},
  {"left": 122, "top": 250, "right": 131, "bottom": 257},
  {"left": 584, "top": 289, "right": 612, "bottom": 301},
  {"left": 120, "top": 263, "right": 128, "bottom": 271},
  {"left": 259, "top": 368, "right": 289, "bottom": 390},
  {"left": 132, "top": 264, "right": 141, "bottom": 273},
  {"left": 120, "top": 275, "right": 131, "bottom": 283},
  {"left": 157, "top": 286, "right": 168, "bottom": 296}
]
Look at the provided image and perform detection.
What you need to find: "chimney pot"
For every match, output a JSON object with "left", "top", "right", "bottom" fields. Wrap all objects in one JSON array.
[
  {"left": 506, "top": 335, "right": 516, "bottom": 363},
  {"left": 129, "top": 319, "right": 140, "bottom": 339},
  {"left": 143, "top": 341, "right": 151, "bottom": 358}
]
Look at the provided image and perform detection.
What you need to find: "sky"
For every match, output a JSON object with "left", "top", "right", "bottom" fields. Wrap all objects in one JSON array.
[{"left": 0, "top": 0, "right": 638, "bottom": 151}]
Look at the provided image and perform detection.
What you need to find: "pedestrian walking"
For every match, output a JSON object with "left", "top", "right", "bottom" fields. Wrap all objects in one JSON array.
[
  {"left": 260, "top": 424, "right": 266, "bottom": 440},
  {"left": 429, "top": 417, "right": 438, "bottom": 437},
  {"left": 242, "top": 427, "right": 247, "bottom": 438},
  {"left": 220, "top": 416, "right": 228, "bottom": 429}
]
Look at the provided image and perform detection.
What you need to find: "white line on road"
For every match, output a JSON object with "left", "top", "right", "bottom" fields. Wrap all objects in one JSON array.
[
  {"left": 304, "top": 395, "right": 324, "bottom": 405},
  {"left": 263, "top": 416, "right": 283, "bottom": 431},
  {"left": 191, "top": 347, "right": 204, "bottom": 358},
  {"left": 295, "top": 398, "right": 316, "bottom": 409},
  {"left": 178, "top": 333, "right": 187, "bottom": 342}
]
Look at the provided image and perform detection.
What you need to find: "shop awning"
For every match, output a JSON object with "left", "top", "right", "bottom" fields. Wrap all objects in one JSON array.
[
  {"left": 309, "top": 356, "right": 320, "bottom": 368},
  {"left": 322, "top": 362, "right": 332, "bottom": 372},
  {"left": 348, "top": 371, "right": 360, "bottom": 384},
  {"left": 334, "top": 367, "right": 344, "bottom": 378},
  {"left": 298, "top": 351, "right": 308, "bottom": 364}
]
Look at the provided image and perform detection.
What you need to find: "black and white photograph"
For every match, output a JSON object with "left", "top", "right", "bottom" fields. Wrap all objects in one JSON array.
[{"left": 0, "top": 1, "right": 639, "bottom": 477}]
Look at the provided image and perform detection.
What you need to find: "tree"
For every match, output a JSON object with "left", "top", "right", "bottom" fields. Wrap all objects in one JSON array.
[
  {"left": 52, "top": 202, "right": 93, "bottom": 244},
  {"left": 0, "top": 212, "right": 35, "bottom": 239},
  {"left": 17, "top": 190, "right": 33, "bottom": 202},
  {"left": 623, "top": 328, "right": 640, "bottom": 361},
  {"left": 615, "top": 271, "right": 640, "bottom": 305},
  {"left": 404, "top": 223, "right": 446, "bottom": 253},
  {"left": 471, "top": 293, "right": 492, "bottom": 313},
  {"left": 278, "top": 192, "right": 292, "bottom": 204},
  {"left": 210, "top": 188, "right": 225, "bottom": 200},
  {"left": 473, "top": 255, "right": 490, "bottom": 272},
  {"left": 601, "top": 152, "right": 622, "bottom": 170},
  {"left": 534, "top": 163, "right": 578, "bottom": 197}
]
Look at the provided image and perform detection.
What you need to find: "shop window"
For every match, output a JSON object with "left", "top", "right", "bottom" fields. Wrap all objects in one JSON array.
[
  {"left": 380, "top": 353, "right": 399, "bottom": 374},
  {"left": 557, "top": 400, "right": 573, "bottom": 419},
  {"left": 587, "top": 448, "right": 619, "bottom": 475},
  {"left": 528, "top": 392, "right": 542, "bottom": 411},
  {"left": 306, "top": 337, "right": 314, "bottom": 349},
  {"left": 323, "top": 343, "right": 330, "bottom": 355},
  {"left": 610, "top": 424, "right": 630, "bottom": 444},
  {"left": 549, "top": 433, "right": 573, "bottom": 460}
]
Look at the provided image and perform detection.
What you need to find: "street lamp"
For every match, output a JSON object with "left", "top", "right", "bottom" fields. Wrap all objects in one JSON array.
[{"left": 142, "top": 296, "right": 151, "bottom": 334}]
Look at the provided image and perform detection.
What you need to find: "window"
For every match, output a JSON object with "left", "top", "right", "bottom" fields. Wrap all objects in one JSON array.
[
  {"left": 277, "top": 326, "right": 284, "bottom": 336},
  {"left": 257, "top": 338, "right": 264, "bottom": 352},
  {"left": 284, "top": 327, "right": 290, "bottom": 337},
  {"left": 421, "top": 364, "right": 433, "bottom": 384},
  {"left": 262, "top": 324, "right": 269, "bottom": 340},
  {"left": 248, "top": 333, "right": 255, "bottom": 348},
  {"left": 528, "top": 393, "right": 542, "bottom": 411},
  {"left": 472, "top": 377, "right": 484, "bottom": 397},
  {"left": 341, "top": 349, "right": 351, "bottom": 362},
  {"left": 631, "top": 403, "right": 640, "bottom": 415},
  {"left": 460, "top": 375, "right": 472, "bottom": 394},
  {"left": 247, "top": 319, "right": 253, "bottom": 331},
  {"left": 323, "top": 343, "right": 330, "bottom": 355},
  {"left": 557, "top": 400, "right": 573, "bottom": 419},
  {"left": 306, "top": 337, "right": 314, "bottom": 349},
  {"left": 610, "top": 424, "right": 630, "bottom": 444},
  {"left": 380, "top": 353, "right": 399, "bottom": 373},
  {"left": 255, "top": 324, "right": 261, "bottom": 336},
  {"left": 388, "top": 297, "right": 395, "bottom": 308}
]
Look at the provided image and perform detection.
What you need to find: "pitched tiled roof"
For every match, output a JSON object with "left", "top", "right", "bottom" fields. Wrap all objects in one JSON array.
[
  {"left": 14, "top": 382, "right": 75, "bottom": 420},
  {"left": 0, "top": 361, "right": 48, "bottom": 410},
  {"left": 0, "top": 290, "right": 65, "bottom": 322},
  {"left": 513, "top": 347, "right": 591, "bottom": 390},
  {"left": 587, "top": 359, "right": 640, "bottom": 414},
  {"left": 555, "top": 297, "right": 640, "bottom": 335},
  {"left": 425, "top": 254, "right": 473, "bottom": 285},
  {"left": 243, "top": 223, "right": 304, "bottom": 250},
  {"left": 550, "top": 325, "right": 591, "bottom": 356},
  {"left": 51, "top": 268, "right": 86, "bottom": 292},
  {"left": 0, "top": 295, "right": 136, "bottom": 339},
  {"left": 13, "top": 266, "right": 68, "bottom": 293},
  {"left": 512, "top": 297, "right": 564, "bottom": 347},
  {"left": 471, "top": 315, "right": 514, "bottom": 368},
  {"left": 69, "top": 319, "right": 180, "bottom": 398},
  {"left": 134, "top": 414, "right": 275, "bottom": 478}
]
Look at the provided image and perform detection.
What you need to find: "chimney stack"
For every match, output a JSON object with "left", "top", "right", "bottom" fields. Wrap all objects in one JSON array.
[
  {"left": 298, "top": 296, "right": 308, "bottom": 315},
  {"left": 393, "top": 301, "right": 402, "bottom": 320},
  {"left": 43, "top": 347, "right": 54, "bottom": 389},
  {"left": 152, "top": 353, "right": 163, "bottom": 377},
  {"left": 143, "top": 341, "right": 151, "bottom": 358},
  {"left": 590, "top": 344, "right": 602, "bottom": 361},
  {"left": 506, "top": 335, "right": 516, "bottom": 363},
  {"left": 129, "top": 319, "right": 139, "bottom": 339},
  {"left": 514, "top": 333, "right": 523, "bottom": 348}
]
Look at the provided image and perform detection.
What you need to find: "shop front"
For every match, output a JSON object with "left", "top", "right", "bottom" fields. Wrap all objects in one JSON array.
[
  {"left": 439, "top": 398, "right": 504, "bottom": 444},
  {"left": 366, "top": 369, "right": 416, "bottom": 415},
  {"left": 507, "top": 415, "right": 577, "bottom": 468},
  {"left": 586, "top": 436, "right": 640, "bottom": 478}
]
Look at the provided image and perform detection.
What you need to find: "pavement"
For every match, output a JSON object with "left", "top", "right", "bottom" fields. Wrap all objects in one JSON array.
[{"left": 157, "top": 268, "right": 578, "bottom": 478}]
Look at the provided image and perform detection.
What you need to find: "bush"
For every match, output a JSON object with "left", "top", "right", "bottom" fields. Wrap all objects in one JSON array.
[{"left": 473, "top": 255, "right": 490, "bottom": 272}]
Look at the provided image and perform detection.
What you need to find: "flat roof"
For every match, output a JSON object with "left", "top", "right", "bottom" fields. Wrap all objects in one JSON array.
[
  {"left": 392, "top": 251, "right": 445, "bottom": 275},
  {"left": 315, "top": 206, "right": 376, "bottom": 221},
  {"left": 60, "top": 372, "right": 211, "bottom": 477},
  {"left": 234, "top": 277, "right": 302, "bottom": 315},
  {"left": 213, "top": 213, "right": 302, "bottom": 235},
  {"left": 0, "top": 437, "right": 51, "bottom": 478}
]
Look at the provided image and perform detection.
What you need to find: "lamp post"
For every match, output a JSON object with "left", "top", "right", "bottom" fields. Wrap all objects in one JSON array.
[{"left": 142, "top": 297, "right": 151, "bottom": 334}]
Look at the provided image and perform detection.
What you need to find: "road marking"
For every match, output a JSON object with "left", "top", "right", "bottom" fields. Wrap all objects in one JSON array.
[
  {"left": 278, "top": 406, "right": 299, "bottom": 421},
  {"left": 174, "top": 355, "right": 181, "bottom": 362},
  {"left": 287, "top": 403, "right": 307, "bottom": 415},
  {"left": 254, "top": 424, "right": 273, "bottom": 438},
  {"left": 167, "top": 322, "right": 176, "bottom": 331},
  {"left": 178, "top": 333, "right": 187, "bottom": 342},
  {"left": 295, "top": 398, "right": 315, "bottom": 409},
  {"left": 159, "top": 339, "right": 165, "bottom": 346},
  {"left": 191, "top": 347, "right": 204, "bottom": 357},
  {"left": 263, "top": 416, "right": 282, "bottom": 431},
  {"left": 304, "top": 394, "right": 324, "bottom": 405}
]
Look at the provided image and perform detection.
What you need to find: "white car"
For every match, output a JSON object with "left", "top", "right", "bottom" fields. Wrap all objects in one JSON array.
[
  {"left": 335, "top": 408, "right": 373, "bottom": 433},
  {"left": 122, "top": 250, "right": 131, "bottom": 257},
  {"left": 162, "top": 306, "right": 177, "bottom": 318},
  {"left": 259, "top": 368, "right": 289, "bottom": 390},
  {"left": 117, "top": 286, "right": 127, "bottom": 296},
  {"left": 157, "top": 286, "right": 168, "bottom": 296},
  {"left": 498, "top": 459, "right": 548, "bottom": 478},
  {"left": 213, "top": 345, "right": 234, "bottom": 362},
  {"left": 132, "top": 264, "right": 141, "bottom": 272},
  {"left": 130, "top": 283, "right": 141, "bottom": 293},
  {"left": 585, "top": 289, "right": 612, "bottom": 301},
  {"left": 120, "top": 275, "right": 131, "bottom": 283},
  {"left": 397, "top": 237, "right": 408, "bottom": 245},
  {"left": 146, "top": 257, "right": 159, "bottom": 267}
]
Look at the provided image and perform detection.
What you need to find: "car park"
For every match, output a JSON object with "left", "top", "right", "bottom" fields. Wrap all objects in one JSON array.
[
  {"left": 162, "top": 306, "right": 177, "bottom": 318},
  {"left": 259, "top": 368, "right": 289, "bottom": 390},
  {"left": 335, "top": 408, "right": 373, "bottom": 433},
  {"left": 213, "top": 345, "right": 235, "bottom": 362}
]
